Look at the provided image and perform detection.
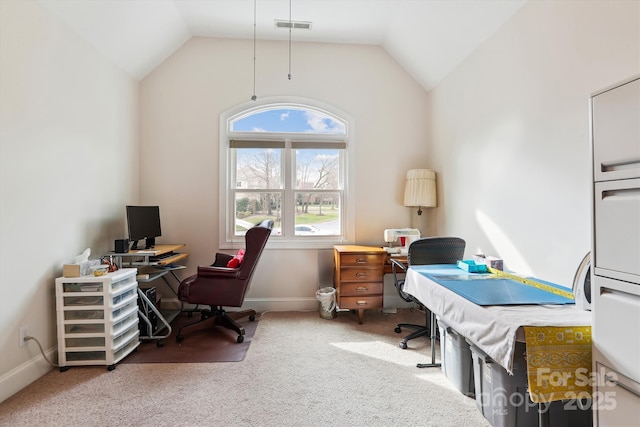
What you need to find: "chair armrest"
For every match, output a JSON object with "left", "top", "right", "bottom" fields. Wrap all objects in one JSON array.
[
  {"left": 197, "top": 265, "right": 240, "bottom": 279},
  {"left": 390, "top": 258, "right": 407, "bottom": 277},
  {"left": 212, "top": 253, "right": 234, "bottom": 267},
  {"left": 391, "top": 258, "right": 419, "bottom": 304}
]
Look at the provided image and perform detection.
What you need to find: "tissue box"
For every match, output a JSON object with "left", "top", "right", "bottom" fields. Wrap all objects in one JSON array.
[
  {"left": 485, "top": 256, "right": 503, "bottom": 270},
  {"left": 62, "top": 264, "right": 80, "bottom": 277},
  {"left": 63, "top": 260, "right": 98, "bottom": 277},
  {"left": 472, "top": 254, "right": 503, "bottom": 271}
]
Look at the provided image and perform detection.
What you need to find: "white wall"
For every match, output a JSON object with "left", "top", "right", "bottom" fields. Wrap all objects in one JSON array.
[
  {"left": 427, "top": 0, "right": 639, "bottom": 286},
  {"left": 139, "top": 38, "right": 431, "bottom": 309},
  {"left": 0, "top": 1, "right": 138, "bottom": 402}
]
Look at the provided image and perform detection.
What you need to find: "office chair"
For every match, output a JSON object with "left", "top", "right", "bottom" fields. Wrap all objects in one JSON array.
[
  {"left": 391, "top": 237, "right": 466, "bottom": 349},
  {"left": 176, "top": 219, "right": 273, "bottom": 343}
]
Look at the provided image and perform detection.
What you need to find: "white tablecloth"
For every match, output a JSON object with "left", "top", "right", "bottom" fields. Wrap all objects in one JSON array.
[{"left": 403, "top": 265, "right": 592, "bottom": 373}]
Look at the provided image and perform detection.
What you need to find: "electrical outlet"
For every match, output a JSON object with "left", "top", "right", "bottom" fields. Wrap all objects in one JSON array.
[{"left": 19, "top": 325, "right": 30, "bottom": 347}]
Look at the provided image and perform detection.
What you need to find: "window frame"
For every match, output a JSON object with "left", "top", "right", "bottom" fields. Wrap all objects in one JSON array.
[{"left": 219, "top": 97, "right": 355, "bottom": 250}]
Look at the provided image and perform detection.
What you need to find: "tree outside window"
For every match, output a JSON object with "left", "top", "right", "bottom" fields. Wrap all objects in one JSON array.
[{"left": 226, "top": 105, "right": 347, "bottom": 241}]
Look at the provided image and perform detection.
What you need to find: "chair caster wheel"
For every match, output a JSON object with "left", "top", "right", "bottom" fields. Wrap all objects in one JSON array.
[
  {"left": 399, "top": 342, "right": 408, "bottom": 349},
  {"left": 60, "top": 366, "right": 69, "bottom": 372},
  {"left": 237, "top": 335, "right": 245, "bottom": 343},
  {"left": 107, "top": 365, "right": 116, "bottom": 371},
  {"left": 176, "top": 335, "right": 184, "bottom": 343},
  {"left": 156, "top": 340, "right": 164, "bottom": 347},
  {"left": 395, "top": 326, "right": 402, "bottom": 333},
  {"left": 249, "top": 315, "right": 255, "bottom": 321}
]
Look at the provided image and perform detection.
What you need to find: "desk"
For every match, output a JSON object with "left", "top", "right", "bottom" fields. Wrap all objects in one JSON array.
[
  {"left": 384, "top": 254, "right": 407, "bottom": 274},
  {"left": 403, "top": 264, "right": 591, "bottom": 373},
  {"left": 106, "top": 244, "right": 189, "bottom": 344}
]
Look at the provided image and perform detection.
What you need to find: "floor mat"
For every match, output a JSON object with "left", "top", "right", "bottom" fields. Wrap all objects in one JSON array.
[{"left": 122, "top": 312, "right": 258, "bottom": 363}]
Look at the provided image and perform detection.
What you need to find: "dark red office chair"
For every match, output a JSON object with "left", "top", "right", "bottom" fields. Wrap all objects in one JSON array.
[
  {"left": 176, "top": 220, "right": 273, "bottom": 343},
  {"left": 391, "top": 236, "right": 466, "bottom": 349}
]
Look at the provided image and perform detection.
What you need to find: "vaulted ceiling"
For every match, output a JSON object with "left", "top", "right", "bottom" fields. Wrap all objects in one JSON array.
[{"left": 36, "top": 0, "right": 527, "bottom": 91}]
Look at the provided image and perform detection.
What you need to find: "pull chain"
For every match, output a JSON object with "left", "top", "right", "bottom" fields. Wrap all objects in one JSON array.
[{"left": 288, "top": 0, "right": 292, "bottom": 80}]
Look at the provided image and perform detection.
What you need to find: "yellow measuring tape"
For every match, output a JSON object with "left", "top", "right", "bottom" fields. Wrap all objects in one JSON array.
[{"left": 487, "top": 267, "right": 575, "bottom": 300}]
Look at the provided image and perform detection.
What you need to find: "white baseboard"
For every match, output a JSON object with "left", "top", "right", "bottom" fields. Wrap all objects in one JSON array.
[{"left": 0, "top": 347, "right": 55, "bottom": 404}]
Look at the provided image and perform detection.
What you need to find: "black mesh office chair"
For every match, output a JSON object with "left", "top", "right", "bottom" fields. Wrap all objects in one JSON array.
[{"left": 391, "top": 237, "right": 466, "bottom": 349}]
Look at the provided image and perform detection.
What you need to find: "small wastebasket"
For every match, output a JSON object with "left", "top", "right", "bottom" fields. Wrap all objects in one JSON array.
[{"left": 316, "top": 287, "right": 337, "bottom": 319}]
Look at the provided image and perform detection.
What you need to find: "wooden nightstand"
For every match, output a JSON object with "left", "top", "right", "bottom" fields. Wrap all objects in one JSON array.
[{"left": 333, "top": 245, "right": 386, "bottom": 324}]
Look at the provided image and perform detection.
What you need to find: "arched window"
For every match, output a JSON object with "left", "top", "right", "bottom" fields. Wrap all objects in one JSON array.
[{"left": 220, "top": 98, "right": 354, "bottom": 248}]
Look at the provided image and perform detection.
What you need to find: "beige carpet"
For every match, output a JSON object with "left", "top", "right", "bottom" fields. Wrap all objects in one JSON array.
[{"left": 0, "top": 309, "right": 490, "bottom": 427}]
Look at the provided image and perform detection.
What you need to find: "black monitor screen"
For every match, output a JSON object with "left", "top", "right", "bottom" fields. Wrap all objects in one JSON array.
[{"left": 126, "top": 205, "right": 161, "bottom": 249}]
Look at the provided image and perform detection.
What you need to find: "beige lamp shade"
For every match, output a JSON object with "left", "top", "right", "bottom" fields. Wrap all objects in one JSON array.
[{"left": 403, "top": 169, "right": 437, "bottom": 215}]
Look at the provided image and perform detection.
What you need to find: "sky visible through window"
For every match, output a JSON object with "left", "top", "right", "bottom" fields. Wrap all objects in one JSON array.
[{"left": 232, "top": 108, "right": 345, "bottom": 134}]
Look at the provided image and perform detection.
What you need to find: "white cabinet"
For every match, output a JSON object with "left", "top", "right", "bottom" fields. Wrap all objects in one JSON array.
[
  {"left": 590, "top": 75, "right": 640, "bottom": 426},
  {"left": 55, "top": 268, "right": 140, "bottom": 371}
]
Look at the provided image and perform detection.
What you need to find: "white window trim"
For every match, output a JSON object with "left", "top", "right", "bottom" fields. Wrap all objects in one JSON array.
[{"left": 219, "top": 96, "right": 356, "bottom": 250}]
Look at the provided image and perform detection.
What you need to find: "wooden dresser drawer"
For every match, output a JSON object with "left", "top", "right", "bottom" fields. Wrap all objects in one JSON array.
[
  {"left": 339, "top": 295, "right": 383, "bottom": 310},
  {"left": 340, "top": 282, "right": 384, "bottom": 297},
  {"left": 340, "top": 253, "right": 385, "bottom": 267},
  {"left": 339, "top": 268, "right": 383, "bottom": 282}
]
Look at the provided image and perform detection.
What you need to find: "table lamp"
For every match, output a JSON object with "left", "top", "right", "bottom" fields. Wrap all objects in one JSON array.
[{"left": 403, "top": 169, "right": 437, "bottom": 215}]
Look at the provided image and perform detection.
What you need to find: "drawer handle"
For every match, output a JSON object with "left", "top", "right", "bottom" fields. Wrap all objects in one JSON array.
[
  {"left": 600, "top": 160, "right": 640, "bottom": 173},
  {"left": 356, "top": 272, "right": 367, "bottom": 278},
  {"left": 601, "top": 188, "right": 640, "bottom": 200},
  {"left": 604, "top": 375, "right": 640, "bottom": 398},
  {"left": 355, "top": 286, "right": 368, "bottom": 292},
  {"left": 355, "top": 258, "right": 367, "bottom": 263},
  {"left": 356, "top": 300, "right": 368, "bottom": 306}
]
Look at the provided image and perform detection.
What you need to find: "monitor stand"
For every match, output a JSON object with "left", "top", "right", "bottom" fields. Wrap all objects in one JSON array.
[{"left": 131, "top": 238, "right": 155, "bottom": 250}]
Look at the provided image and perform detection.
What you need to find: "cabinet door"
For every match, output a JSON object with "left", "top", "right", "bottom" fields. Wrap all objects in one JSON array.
[
  {"left": 593, "top": 179, "right": 640, "bottom": 282},
  {"left": 591, "top": 77, "right": 640, "bottom": 182}
]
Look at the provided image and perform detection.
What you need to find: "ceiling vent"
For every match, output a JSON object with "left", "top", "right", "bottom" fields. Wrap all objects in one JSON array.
[{"left": 274, "top": 20, "right": 312, "bottom": 30}]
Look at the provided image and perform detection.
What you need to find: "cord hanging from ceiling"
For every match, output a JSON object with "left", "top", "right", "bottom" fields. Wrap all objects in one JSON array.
[
  {"left": 251, "top": 0, "right": 257, "bottom": 101},
  {"left": 288, "top": 0, "right": 292, "bottom": 80}
]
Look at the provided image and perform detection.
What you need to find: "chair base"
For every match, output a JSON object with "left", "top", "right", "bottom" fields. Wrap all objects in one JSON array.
[
  {"left": 176, "top": 306, "right": 256, "bottom": 344},
  {"left": 395, "top": 309, "right": 434, "bottom": 349},
  {"left": 395, "top": 323, "right": 430, "bottom": 349}
]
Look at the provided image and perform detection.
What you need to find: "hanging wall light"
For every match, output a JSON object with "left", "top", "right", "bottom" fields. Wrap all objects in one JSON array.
[{"left": 403, "top": 169, "right": 437, "bottom": 215}]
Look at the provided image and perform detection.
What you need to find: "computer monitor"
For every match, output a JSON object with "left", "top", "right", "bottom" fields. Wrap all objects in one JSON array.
[{"left": 126, "top": 205, "right": 162, "bottom": 250}]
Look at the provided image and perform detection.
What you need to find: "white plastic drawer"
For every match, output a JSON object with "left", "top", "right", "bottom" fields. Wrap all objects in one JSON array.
[
  {"left": 593, "top": 276, "right": 640, "bottom": 381},
  {"left": 112, "top": 336, "right": 140, "bottom": 364},
  {"left": 591, "top": 77, "right": 640, "bottom": 182},
  {"left": 594, "top": 178, "right": 640, "bottom": 283},
  {"left": 594, "top": 362, "right": 640, "bottom": 427},
  {"left": 111, "top": 285, "right": 136, "bottom": 306},
  {"left": 64, "top": 309, "right": 104, "bottom": 321},
  {"left": 62, "top": 282, "right": 103, "bottom": 293},
  {"left": 111, "top": 310, "right": 138, "bottom": 336},
  {"left": 65, "top": 336, "right": 105, "bottom": 348},
  {"left": 113, "top": 327, "right": 139, "bottom": 351},
  {"left": 63, "top": 295, "right": 103, "bottom": 306},
  {"left": 64, "top": 323, "right": 105, "bottom": 334},
  {"left": 111, "top": 299, "right": 137, "bottom": 322},
  {"left": 111, "top": 273, "right": 136, "bottom": 291},
  {"left": 65, "top": 351, "right": 106, "bottom": 362}
]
